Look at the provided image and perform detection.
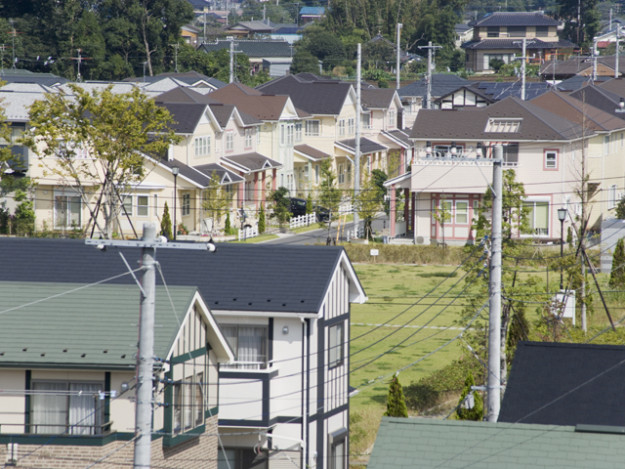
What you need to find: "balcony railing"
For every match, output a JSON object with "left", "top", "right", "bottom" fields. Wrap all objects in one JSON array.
[
  {"left": 414, "top": 149, "right": 518, "bottom": 167},
  {"left": 0, "top": 421, "right": 112, "bottom": 436}
]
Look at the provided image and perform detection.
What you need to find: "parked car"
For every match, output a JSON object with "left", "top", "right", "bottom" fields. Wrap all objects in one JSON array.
[{"left": 289, "top": 197, "right": 330, "bottom": 222}]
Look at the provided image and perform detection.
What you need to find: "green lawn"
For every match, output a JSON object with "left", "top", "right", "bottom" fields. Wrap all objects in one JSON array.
[{"left": 350, "top": 263, "right": 473, "bottom": 464}]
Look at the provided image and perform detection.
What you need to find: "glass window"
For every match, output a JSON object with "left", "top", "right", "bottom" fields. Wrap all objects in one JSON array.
[
  {"left": 507, "top": 26, "right": 526, "bottom": 37},
  {"left": 54, "top": 195, "right": 81, "bottom": 229},
  {"left": 348, "top": 118, "right": 354, "bottom": 135},
  {"left": 295, "top": 122, "right": 303, "bottom": 142},
  {"left": 455, "top": 201, "right": 468, "bottom": 224},
  {"left": 172, "top": 373, "right": 204, "bottom": 435},
  {"left": 194, "top": 136, "right": 210, "bottom": 157},
  {"left": 338, "top": 163, "right": 345, "bottom": 184},
  {"left": 545, "top": 151, "right": 557, "bottom": 169},
  {"left": 328, "top": 323, "right": 344, "bottom": 368},
  {"left": 525, "top": 201, "right": 549, "bottom": 236},
  {"left": 182, "top": 193, "right": 191, "bottom": 216},
  {"left": 226, "top": 131, "right": 234, "bottom": 152},
  {"left": 330, "top": 433, "right": 347, "bottom": 469},
  {"left": 222, "top": 325, "right": 268, "bottom": 369},
  {"left": 487, "top": 26, "right": 499, "bottom": 37},
  {"left": 315, "top": 165, "right": 320, "bottom": 184},
  {"left": 306, "top": 120, "right": 320, "bottom": 136},
  {"left": 387, "top": 109, "right": 396, "bottom": 127},
  {"left": 137, "top": 195, "right": 149, "bottom": 216},
  {"left": 245, "top": 129, "right": 253, "bottom": 149},
  {"left": 609, "top": 185, "right": 618, "bottom": 210},
  {"left": 338, "top": 119, "right": 345, "bottom": 136},
  {"left": 362, "top": 112, "right": 371, "bottom": 129},
  {"left": 536, "top": 26, "right": 549, "bottom": 37},
  {"left": 31, "top": 381, "right": 103, "bottom": 435}
]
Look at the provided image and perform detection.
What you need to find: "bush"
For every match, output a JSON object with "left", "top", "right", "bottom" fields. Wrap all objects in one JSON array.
[{"left": 404, "top": 357, "right": 483, "bottom": 413}]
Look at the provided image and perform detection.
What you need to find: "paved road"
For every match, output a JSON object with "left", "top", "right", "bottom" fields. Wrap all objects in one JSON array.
[{"left": 262, "top": 222, "right": 356, "bottom": 245}]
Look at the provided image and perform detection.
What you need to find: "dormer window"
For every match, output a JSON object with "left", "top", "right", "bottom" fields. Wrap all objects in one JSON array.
[{"left": 485, "top": 118, "right": 522, "bottom": 133}]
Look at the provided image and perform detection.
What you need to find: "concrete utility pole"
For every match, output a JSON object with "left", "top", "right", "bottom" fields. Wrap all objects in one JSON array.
[
  {"left": 353, "top": 43, "right": 361, "bottom": 239},
  {"left": 593, "top": 39, "right": 598, "bottom": 81},
  {"left": 520, "top": 39, "right": 527, "bottom": 100},
  {"left": 487, "top": 146, "right": 503, "bottom": 422},
  {"left": 229, "top": 37, "right": 235, "bottom": 83},
  {"left": 86, "top": 223, "right": 216, "bottom": 469},
  {"left": 616, "top": 24, "right": 621, "bottom": 79},
  {"left": 396, "top": 23, "right": 402, "bottom": 90},
  {"left": 419, "top": 42, "right": 441, "bottom": 109}
]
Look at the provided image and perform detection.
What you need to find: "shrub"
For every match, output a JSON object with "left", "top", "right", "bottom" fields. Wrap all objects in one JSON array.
[{"left": 384, "top": 375, "right": 408, "bottom": 417}]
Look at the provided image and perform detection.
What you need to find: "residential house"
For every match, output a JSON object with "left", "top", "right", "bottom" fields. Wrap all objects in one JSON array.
[
  {"left": 155, "top": 87, "right": 281, "bottom": 232},
  {"left": 299, "top": 6, "right": 325, "bottom": 24},
  {"left": 397, "top": 96, "right": 598, "bottom": 244},
  {"left": 0, "top": 280, "right": 233, "bottom": 469},
  {"left": 398, "top": 74, "right": 470, "bottom": 123},
  {"left": 0, "top": 238, "right": 367, "bottom": 469},
  {"left": 540, "top": 55, "right": 625, "bottom": 81},
  {"left": 225, "top": 21, "right": 274, "bottom": 38},
  {"left": 257, "top": 74, "right": 396, "bottom": 197},
  {"left": 208, "top": 82, "right": 309, "bottom": 195},
  {"left": 499, "top": 341, "right": 625, "bottom": 426},
  {"left": 462, "top": 12, "right": 577, "bottom": 72},
  {"left": 123, "top": 71, "right": 227, "bottom": 97},
  {"left": 367, "top": 417, "right": 625, "bottom": 468},
  {"left": 199, "top": 39, "right": 294, "bottom": 77}
]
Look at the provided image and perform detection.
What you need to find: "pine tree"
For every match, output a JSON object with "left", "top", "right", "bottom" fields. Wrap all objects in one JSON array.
[
  {"left": 225, "top": 212, "right": 232, "bottom": 234},
  {"left": 306, "top": 194, "right": 313, "bottom": 214},
  {"left": 456, "top": 373, "right": 483, "bottom": 421},
  {"left": 258, "top": 203, "right": 266, "bottom": 234},
  {"left": 161, "top": 202, "right": 172, "bottom": 240},
  {"left": 610, "top": 238, "right": 625, "bottom": 289},
  {"left": 384, "top": 375, "right": 408, "bottom": 417}
]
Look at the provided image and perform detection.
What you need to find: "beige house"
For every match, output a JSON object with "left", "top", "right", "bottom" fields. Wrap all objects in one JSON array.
[
  {"left": 0, "top": 281, "right": 233, "bottom": 469},
  {"left": 394, "top": 96, "right": 622, "bottom": 245}
]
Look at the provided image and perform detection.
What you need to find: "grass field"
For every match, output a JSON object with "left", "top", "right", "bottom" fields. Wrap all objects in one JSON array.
[
  {"left": 348, "top": 256, "right": 625, "bottom": 466},
  {"left": 349, "top": 263, "right": 474, "bottom": 464}
]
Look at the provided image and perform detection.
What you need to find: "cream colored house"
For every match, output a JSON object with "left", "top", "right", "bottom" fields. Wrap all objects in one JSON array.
[
  {"left": 0, "top": 281, "right": 233, "bottom": 469},
  {"left": 396, "top": 96, "right": 620, "bottom": 245}
]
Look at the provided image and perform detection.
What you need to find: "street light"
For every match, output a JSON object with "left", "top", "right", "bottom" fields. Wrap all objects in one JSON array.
[
  {"left": 172, "top": 166, "right": 179, "bottom": 240},
  {"left": 557, "top": 208, "right": 567, "bottom": 290}
]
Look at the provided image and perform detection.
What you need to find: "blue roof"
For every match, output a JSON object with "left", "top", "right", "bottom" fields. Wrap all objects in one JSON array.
[{"left": 300, "top": 6, "right": 325, "bottom": 15}]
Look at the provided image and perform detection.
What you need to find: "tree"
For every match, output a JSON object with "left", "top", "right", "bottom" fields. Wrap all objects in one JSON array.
[
  {"left": 616, "top": 195, "right": 625, "bottom": 219},
  {"left": 202, "top": 171, "right": 232, "bottom": 234},
  {"left": 557, "top": 0, "right": 599, "bottom": 52},
  {"left": 609, "top": 238, "right": 625, "bottom": 289},
  {"left": 433, "top": 199, "right": 452, "bottom": 247},
  {"left": 455, "top": 373, "right": 483, "bottom": 421},
  {"left": 258, "top": 203, "right": 266, "bottom": 234},
  {"left": 384, "top": 375, "right": 408, "bottom": 417},
  {"left": 356, "top": 174, "right": 383, "bottom": 240},
  {"left": 25, "top": 84, "right": 180, "bottom": 239},
  {"left": 160, "top": 201, "right": 172, "bottom": 240},
  {"left": 270, "top": 186, "right": 292, "bottom": 229},
  {"left": 306, "top": 194, "right": 314, "bottom": 214},
  {"left": 290, "top": 49, "right": 321, "bottom": 75},
  {"left": 318, "top": 159, "right": 341, "bottom": 240}
]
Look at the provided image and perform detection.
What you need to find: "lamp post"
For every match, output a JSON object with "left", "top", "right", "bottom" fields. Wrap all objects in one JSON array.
[
  {"left": 172, "top": 166, "right": 179, "bottom": 240},
  {"left": 557, "top": 208, "right": 567, "bottom": 290}
]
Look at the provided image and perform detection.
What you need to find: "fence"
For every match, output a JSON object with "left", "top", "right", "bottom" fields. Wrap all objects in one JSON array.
[
  {"left": 238, "top": 225, "right": 258, "bottom": 241},
  {"left": 290, "top": 213, "right": 317, "bottom": 230}
]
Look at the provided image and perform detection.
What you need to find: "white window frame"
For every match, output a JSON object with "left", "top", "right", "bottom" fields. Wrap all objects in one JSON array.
[
  {"left": 609, "top": 184, "right": 618, "bottom": 210},
  {"left": 225, "top": 131, "right": 234, "bottom": 152},
  {"left": 306, "top": 120, "right": 320, "bottom": 136},
  {"left": 182, "top": 193, "right": 191, "bottom": 216},
  {"left": 137, "top": 195, "right": 149, "bottom": 217},
  {"left": 221, "top": 324, "right": 268, "bottom": 370},
  {"left": 328, "top": 322, "right": 344, "bottom": 368},
  {"left": 295, "top": 122, "right": 303, "bottom": 142},
  {"left": 544, "top": 150, "right": 558, "bottom": 170},
  {"left": 244, "top": 129, "right": 253, "bottom": 149},
  {"left": 524, "top": 199, "right": 550, "bottom": 237},
  {"left": 54, "top": 191, "right": 82, "bottom": 229},
  {"left": 338, "top": 119, "right": 345, "bottom": 137}
]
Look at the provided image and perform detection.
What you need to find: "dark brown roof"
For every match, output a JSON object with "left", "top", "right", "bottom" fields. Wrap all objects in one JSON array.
[
  {"left": 598, "top": 77, "right": 625, "bottom": 98},
  {"left": 221, "top": 152, "right": 282, "bottom": 173},
  {"left": 361, "top": 89, "right": 397, "bottom": 109},
  {"left": 409, "top": 96, "right": 590, "bottom": 141},
  {"left": 531, "top": 90, "right": 625, "bottom": 131},
  {"left": 209, "top": 82, "right": 309, "bottom": 120},
  {"left": 294, "top": 144, "right": 331, "bottom": 161},
  {"left": 208, "top": 102, "right": 261, "bottom": 127}
]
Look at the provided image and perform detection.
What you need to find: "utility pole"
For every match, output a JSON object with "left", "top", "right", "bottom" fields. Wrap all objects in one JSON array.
[
  {"left": 593, "top": 39, "right": 598, "bottom": 81},
  {"left": 229, "top": 37, "right": 235, "bottom": 83},
  {"left": 86, "top": 223, "right": 216, "bottom": 469},
  {"left": 419, "top": 42, "right": 441, "bottom": 109},
  {"left": 616, "top": 24, "right": 620, "bottom": 79},
  {"left": 170, "top": 43, "right": 180, "bottom": 73},
  {"left": 353, "top": 43, "right": 361, "bottom": 239},
  {"left": 520, "top": 38, "right": 527, "bottom": 100},
  {"left": 76, "top": 49, "right": 83, "bottom": 82},
  {"left": 487, "top": 145, "right": 503, "bottom": 422},
  {"left": 396, "top": 23, "right": 402, "bottom": 90}
]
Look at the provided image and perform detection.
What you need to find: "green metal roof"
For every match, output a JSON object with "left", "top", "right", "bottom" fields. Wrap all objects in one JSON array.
[
  {"left": 0, "top": 281, "right": 198, "bottom": 369},
  {"left": 368, "top": 417, "right": 625, "bottom": 468}
]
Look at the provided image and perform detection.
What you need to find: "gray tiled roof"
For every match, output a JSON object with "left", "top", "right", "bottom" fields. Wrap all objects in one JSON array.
[
  {"left": 257, "top": 75, "right": 352, "bottom": 115},
  {"left": 155, "top": 86, "right": 218, "bottom": 104},
  {"left": 158, "top": 102, "right": 207, "bottom": 133},
  {"left": 0, "top": 282, "right": 197, "bottom": 369},
  {"left": 398, "top": 74, "right": 470, "bottom": 99},
  {"left": 193, "top": 163, "right": 245, "bottom": 185},
  {"left": 569, "top": 84, "right": 625, "bottom": 119},
  {"left": 159, "top": 158, "right": 213, "bottom": 188},
  {"left": 499, "top": 341, "right": 625, "bottom": 426},
  {"left": 462, "top": 38, "right": 577, "bottom": 50},
  {"left": 473, "top": 12, "right": 558, "bottom": 27},
  {"left": 0, "top": 68, "right": 67, "bottom": 87},
  {"left": 0, "top": 238, "right": 364, "bottom": 315},
  {"left": 368, "top": 417, "right": 625, "bottom": 469},
  {"left": 221, "top": 152, "right": 282, "bottom": 172},
  {"left": 200, "top": 40, "right": 292, "bottom": 58},
  {"left": 124, "top": 71, "right": 226, "bottom": 89},
  {"left": 335, "top": 137, "right": 388, "bottom": 155}
]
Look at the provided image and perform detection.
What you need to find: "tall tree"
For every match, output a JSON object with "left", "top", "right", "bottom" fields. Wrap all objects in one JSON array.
[
  {"left": 384, "top": 375, "right": 408, "bottom": 417},
  {"left": 202, "top": 171, "right": 232, "bottom": 234},
  {"left": 556, "top": 0, "right": 599, "bottom": 51},
  {"left": 25, "top": 84, "right": 179, "bottom": 238},
  {"left": 318, "top": 159, "right": 341, "bottom": 241},
  {"left": 356, "top": 174, "right": 383, "bottom": 240}
]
